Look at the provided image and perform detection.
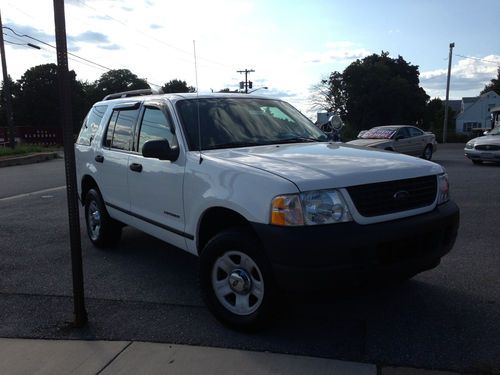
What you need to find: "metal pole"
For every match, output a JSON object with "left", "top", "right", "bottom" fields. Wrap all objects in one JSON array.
[
  {"left": 0, "top": 10, "right": 16, "bottom": 149},
  {"left": 237, "top": 69, "right": 254, "bottom": 93},
  {"left": 53, "top": 0, "right": 87, "bottom": 327},
  {"left": 442, "top": 42, "right": 454, "bottom": 144}
]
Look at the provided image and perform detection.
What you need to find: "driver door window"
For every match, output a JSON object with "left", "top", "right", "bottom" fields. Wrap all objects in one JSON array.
[{"left": 138, "top": 107, "right": 177, "bottom": 153}]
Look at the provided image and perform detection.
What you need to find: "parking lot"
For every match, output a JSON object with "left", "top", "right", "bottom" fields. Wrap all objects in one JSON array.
[{"left": 0, "top": 143, "right": 499, "bottom": 374}]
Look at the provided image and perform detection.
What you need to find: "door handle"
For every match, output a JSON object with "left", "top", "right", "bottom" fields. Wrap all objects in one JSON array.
[
  {"left": 129, "top": 163, "right": 143, "bottom": 172},
  {"left": 95, "top": 155, "right": 104, "bottom": 163}
]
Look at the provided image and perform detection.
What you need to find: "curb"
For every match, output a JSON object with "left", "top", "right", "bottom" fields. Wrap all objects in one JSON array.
[{"left": 0, "top": 152, "right": 59, "bottom": 168}]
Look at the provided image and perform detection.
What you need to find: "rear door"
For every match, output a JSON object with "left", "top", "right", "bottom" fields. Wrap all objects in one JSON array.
[
  {"left": 127, "top": 101, "right": 187, "bottom": 249},
  {"left": 96, "top": 102, "right": 141, "bottom": 212}
]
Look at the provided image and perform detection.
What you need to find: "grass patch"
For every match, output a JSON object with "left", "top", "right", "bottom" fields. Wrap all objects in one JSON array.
[{"left": 0, "top": 145, "right": 59, "bottom": 158}]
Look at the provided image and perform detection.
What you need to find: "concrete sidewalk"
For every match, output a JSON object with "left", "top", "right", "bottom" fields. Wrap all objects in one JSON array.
[{"left": 0, "top": 338, "right": 459, "bottom": 375}]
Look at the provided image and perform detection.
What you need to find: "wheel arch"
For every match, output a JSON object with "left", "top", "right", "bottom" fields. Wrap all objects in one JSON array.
[
  {"left": 81, "top": 174, "right": 99, "bottom": 205},
  {"left": 197, "top": 206, "right": 256, "bottom": 254}
]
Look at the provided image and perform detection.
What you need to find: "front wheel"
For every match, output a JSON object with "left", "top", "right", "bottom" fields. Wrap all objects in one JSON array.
[
  {"left": 422, "top": 145, "right": 433, "bottom": 160},
  {"left": 199, "top": 228, "right": 276, "bottom": 330},
  {"left": 472, "top": 160, "right": 483, "bottom": 165}
]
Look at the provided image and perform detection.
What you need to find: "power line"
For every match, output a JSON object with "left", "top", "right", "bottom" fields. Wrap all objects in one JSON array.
[
  {"left": 4, "top": 38, "right": 24, "bottom": 46},
  {"left": 3, "top": 26, "right": 113, "bottom": 71},
  {"left": 455, "top": 53, "right": 500, "bottom": 65},
  {"left": 3, "top": 26, "right": 163, "bottom": 88}
]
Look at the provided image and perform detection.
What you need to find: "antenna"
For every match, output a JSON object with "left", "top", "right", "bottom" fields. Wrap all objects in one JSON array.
[{"left": 193, "top": 40, "right": 203, "bottom": 164}]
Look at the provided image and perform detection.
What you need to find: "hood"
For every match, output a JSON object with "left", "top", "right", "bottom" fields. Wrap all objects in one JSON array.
[
  {"left": 469, "top": 135, "right": 500, "bottom": 146},
  {"left": 346, "top": 138, "right": 392, "bottom": 147},
  {"left": 205, "top": 142, "right": 443, "bottom": 191}
]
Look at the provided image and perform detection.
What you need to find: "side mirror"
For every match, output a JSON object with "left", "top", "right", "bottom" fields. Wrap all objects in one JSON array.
[
  {"left": 142, "top": 139, "right": 179, "bottom": 161},
  {"left": 483, "top": 131, "right": 490, "bottom": 135}
]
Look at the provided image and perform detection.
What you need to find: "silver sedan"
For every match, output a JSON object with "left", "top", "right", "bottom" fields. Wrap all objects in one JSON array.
[
  {"left": 464, "top": 127, "right": 500, "bottom": 164},
  {"left": 347, "top": 125, "right": 437, "bottom": 160}
]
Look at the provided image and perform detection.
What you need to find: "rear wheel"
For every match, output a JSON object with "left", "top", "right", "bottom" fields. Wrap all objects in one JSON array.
[
  {"left": 84, "top": 189, "right": 122, "bottom": 248},
  {"left": 199, "top": 228, "right": 276, "bottom": 330},
  {"left": 422, "top": 145, "right": 433, "bottom": 160}
]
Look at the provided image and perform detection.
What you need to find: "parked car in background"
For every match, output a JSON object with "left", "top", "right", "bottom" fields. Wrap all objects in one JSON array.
[
  {"left": 347, "top": 125, "right": 437, "bottom": 160},
  {"left": 464, "top": 126, "right": 500, "bottom": 164}
]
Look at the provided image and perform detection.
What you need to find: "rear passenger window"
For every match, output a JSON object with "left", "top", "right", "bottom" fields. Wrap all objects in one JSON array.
[
  {"left": 77, "top": 105, "right": 107, "bottom": 145},
  {"left": 409, "top": 127, "right": 423, "bottom": 137},
  {"left": 138, "top": 107, "right": 177, "bottom": 152},
  {"left": 104, "top": 108, "right": 140, "bottom": 151}
]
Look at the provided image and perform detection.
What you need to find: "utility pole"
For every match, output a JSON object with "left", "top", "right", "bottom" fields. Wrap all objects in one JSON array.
[
  {"left": 237, "top": 69, "right": 254, "bottom": 93},
  {"left": 0, "top": 10, "right": 16, "bottom": 149},
  {"left": 442, "top": 42, "right": 454, "bottom": 144},
  {"left": 53, "top": 0, "right": 87, "bottom": 327}
]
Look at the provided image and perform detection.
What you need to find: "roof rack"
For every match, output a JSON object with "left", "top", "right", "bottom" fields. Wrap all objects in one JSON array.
[{"left": 102, "top": 88, "right": 162, "bottom": 101}]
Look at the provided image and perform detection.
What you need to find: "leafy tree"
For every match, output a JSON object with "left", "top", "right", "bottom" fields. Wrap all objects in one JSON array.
[
  {"left": 89, "top": 69, "right": 150, "bottom": 103},
  {"left": 0, "top": 75, "right": 17, "bottom": 128},
  {"left": 13, "top": 63, "right": 86, "bottom": 133},
  {"left": 481, "top": 67, "right": 500, "bottom": 95},
  {"left": 314, "top": 52, "right": 429, "bottom": 132},
  {"left": 422, "top": 98, "right": 456, "bottom": 142},
  {"left": 218, "top": 88, "right": 239, "bottom": 93},
  {"left": 161, "top": 79, "right": 195, "bottom": 93}
]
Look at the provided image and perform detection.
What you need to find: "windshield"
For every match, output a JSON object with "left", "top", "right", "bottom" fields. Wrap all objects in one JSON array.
[
  {"left": 176, "top": 98, "right": 327, "bottom": 150},
  {"left": 361, "top": 127, "right": 398, "bottom": 139}
]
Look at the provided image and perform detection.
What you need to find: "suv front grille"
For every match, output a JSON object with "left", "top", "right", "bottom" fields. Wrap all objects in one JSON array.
[{"left": 346, "top": 175, "right": 437, "bottom": 217}]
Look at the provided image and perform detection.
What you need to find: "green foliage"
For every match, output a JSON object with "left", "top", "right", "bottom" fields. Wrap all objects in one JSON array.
[
  {"left": 218, "top": 88, "right": 239, "bottom": 93},
  {"left": 162, "top": 79, "right": 195, "bottom": 93},
  {"left": 314, "top": 52, "right": 429, "bottom": 132},
  {"left": 481, "top": 67, "right": 500, "bottom": 95},
  {"left": 0, "top": 144, "right": 58, "bottom": 157},
  {"left": 89, "top": 69, "right": 150, "bottom": 103},
  {"left": 422, "top": 98, "right": 456, "bottom": 143},
  {"left": 11, "top": 64, "right": 87, "bottom": 134}
]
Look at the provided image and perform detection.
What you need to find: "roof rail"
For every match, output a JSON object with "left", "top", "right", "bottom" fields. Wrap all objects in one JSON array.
[{"left": 102, "top": 88, "right": 162, "bottom": 101}]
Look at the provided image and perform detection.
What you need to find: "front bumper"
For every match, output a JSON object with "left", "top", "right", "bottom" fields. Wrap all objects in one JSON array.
[
  {"left": 464, "top": 148, "right": 500, "bottom": 162},
  {"left": 251, "top": 200, "right": 459, "bottom": 291}
]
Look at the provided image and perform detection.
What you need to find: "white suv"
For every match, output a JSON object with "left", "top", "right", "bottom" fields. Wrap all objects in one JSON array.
[{"left": 75, "top": 90, "right": 459, "bottom": 329}]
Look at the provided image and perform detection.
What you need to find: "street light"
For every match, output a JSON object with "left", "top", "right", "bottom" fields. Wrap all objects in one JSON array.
[{"left": 248, "top": 86, "right": 268, "bottom": 94}]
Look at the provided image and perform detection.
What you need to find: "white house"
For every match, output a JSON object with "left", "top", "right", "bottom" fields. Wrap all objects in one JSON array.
[{"left": 455, "top": 91, "right": 500, "bottom": 133}]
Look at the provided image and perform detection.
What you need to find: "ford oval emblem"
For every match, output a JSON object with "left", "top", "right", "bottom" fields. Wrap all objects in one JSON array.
[{"left": 393, "top": 190, "right": 410, "bottom": 201}]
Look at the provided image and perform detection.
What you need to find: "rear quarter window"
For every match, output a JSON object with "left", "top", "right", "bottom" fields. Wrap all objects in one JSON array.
[{"left": 76, "top": 105, "right": 108, "bottom": 146}]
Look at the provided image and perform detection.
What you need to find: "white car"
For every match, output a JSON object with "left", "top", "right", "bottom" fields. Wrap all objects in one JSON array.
[
  {"left": 464, "top": 126, "right": 500, "bottom": 164},
  {"left": 75, "top": 90, "right": 459, "bottom": 329}
]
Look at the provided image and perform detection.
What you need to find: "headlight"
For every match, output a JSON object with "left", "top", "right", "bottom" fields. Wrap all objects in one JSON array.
[
  {"left": 437, "top": 173, "right": 450, "bottom": 205},
  {"left": 271, "top": 189, "right": 352, "bottom": 226},
  {"left": 465, "top": 142, "right": 474, "bottom": 149}
]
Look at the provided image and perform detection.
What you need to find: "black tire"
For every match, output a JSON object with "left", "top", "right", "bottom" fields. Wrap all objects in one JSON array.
[
  {"left": 84, "top": 188, "right": 122, "bottom": 248},
  {"left": 199, "top": 227, "right": 276, "bottom": 331},
  {"left": 422, "top": 144, "right": 433, "bottom": 160},
  {"left": 472, "top": 160, "right": 483, "bottom": 165},
  {"left": 384, "top": 147, "right": 394, "bottom": 151}
]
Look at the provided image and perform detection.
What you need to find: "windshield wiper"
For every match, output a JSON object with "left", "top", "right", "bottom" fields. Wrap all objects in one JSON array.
[{"left": 275, "top": 137, "right": 322, "bottom": 144}]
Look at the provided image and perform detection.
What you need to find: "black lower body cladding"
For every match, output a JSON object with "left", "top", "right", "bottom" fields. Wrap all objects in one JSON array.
[{"left": 251, "top": 200, "right": 459, "bottom": 291}]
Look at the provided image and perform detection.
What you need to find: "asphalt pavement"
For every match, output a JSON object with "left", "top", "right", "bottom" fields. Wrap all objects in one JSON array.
[{"left": 0, "top": 144, "right": 499, "bottom": 374}]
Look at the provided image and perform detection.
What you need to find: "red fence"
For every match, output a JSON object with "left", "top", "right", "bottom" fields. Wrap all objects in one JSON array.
[{"left": 0, "top": 127, "right": 62, "bottom": 146}]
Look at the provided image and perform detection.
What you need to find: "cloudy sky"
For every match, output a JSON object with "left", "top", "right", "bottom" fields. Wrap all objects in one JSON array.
[{"left": 2, "top": 0, "right": 499, "bottom": 116}]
